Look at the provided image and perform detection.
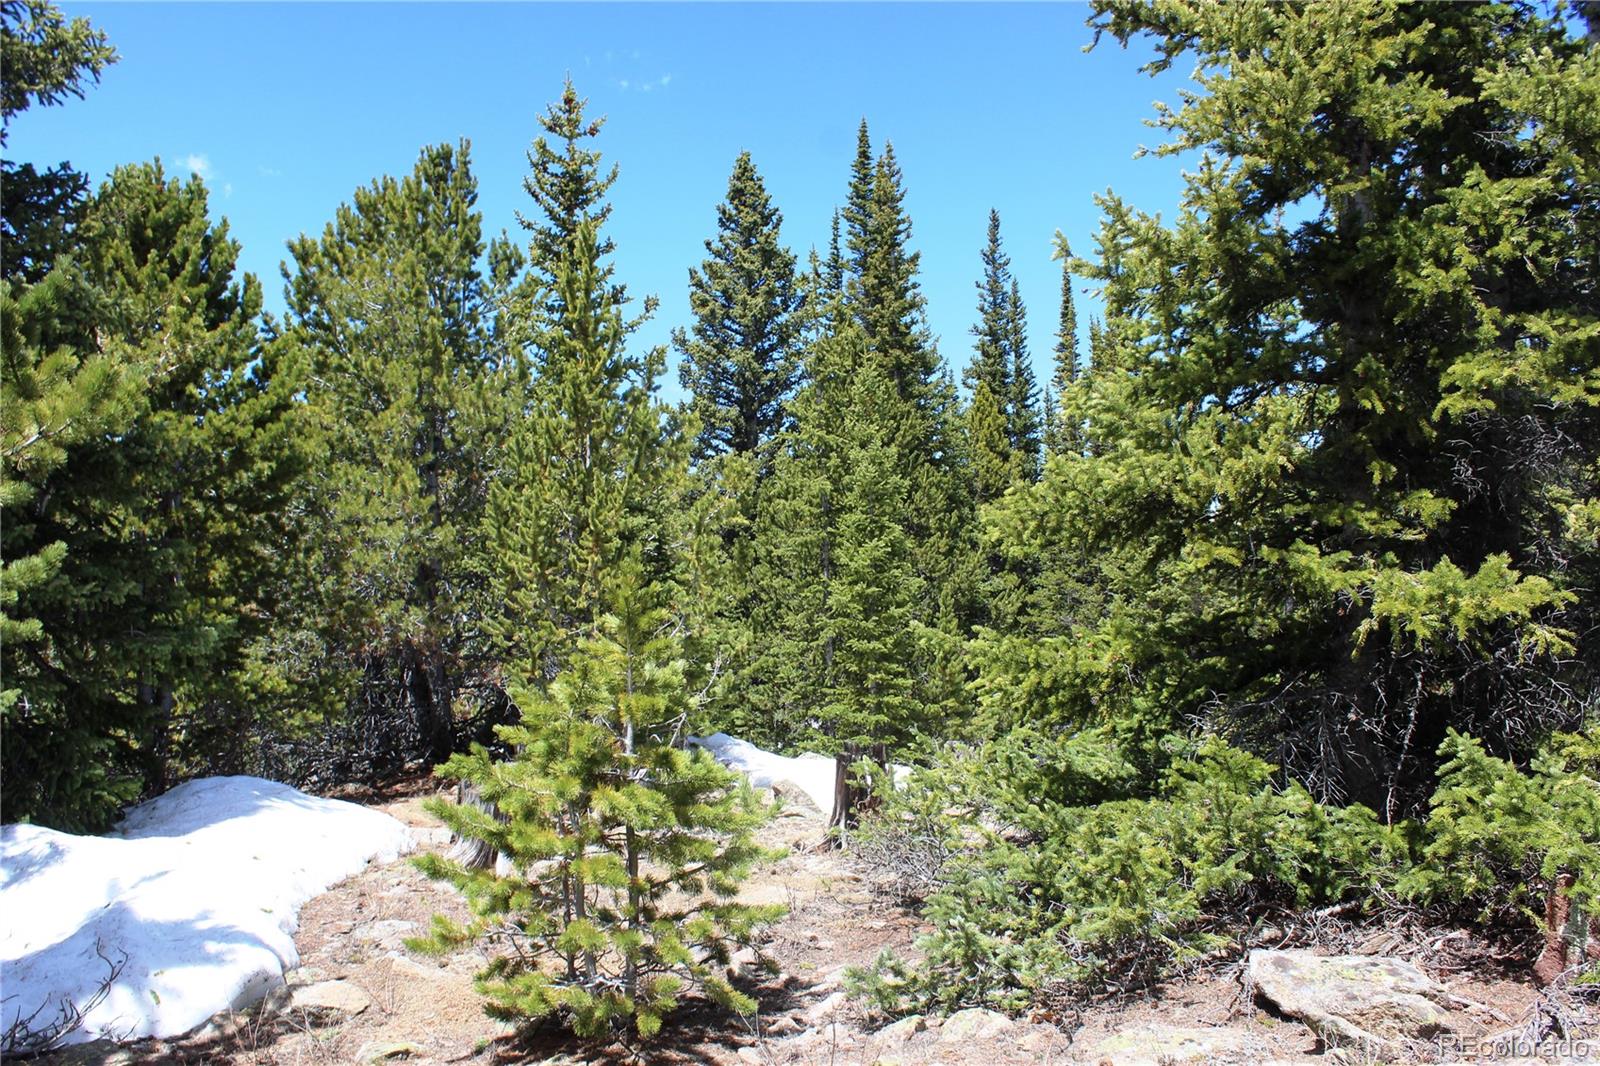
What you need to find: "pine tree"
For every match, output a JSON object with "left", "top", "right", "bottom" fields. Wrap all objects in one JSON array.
[
  {"left": 277, "top": 141, "right": 499, "bottom": 766},
  {"left": 3, "top": 158, "right": 299, "bottom": 826},
  {"left": 486, "top": 217, "right": 672, "bottom": 685},
  {"left": 412, "top": 553, "right": 781, "bottom": 1038},
  {"left": 674, "top": 151, "right": 804, "bottom": 466}
]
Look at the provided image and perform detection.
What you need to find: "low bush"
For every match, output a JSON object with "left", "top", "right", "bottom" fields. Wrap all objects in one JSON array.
[
  {"left": 1401, "top": 728, "right": 1600, "bottom": 922},
  {"left": 851, "top": 730, "right": 1408, "bottom": 1012}
]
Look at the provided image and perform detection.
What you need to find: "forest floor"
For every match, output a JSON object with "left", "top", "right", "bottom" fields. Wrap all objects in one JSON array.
[{"left": 44, "top": 773, "right": 1561, "bottom": 1066}]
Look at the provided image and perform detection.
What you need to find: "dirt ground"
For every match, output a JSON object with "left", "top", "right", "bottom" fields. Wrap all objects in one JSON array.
[{"left": 40, "top": 773, "right": 1566, "bottom": 1066}]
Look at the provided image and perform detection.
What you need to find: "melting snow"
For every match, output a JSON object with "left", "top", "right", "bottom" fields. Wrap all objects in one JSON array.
[
  {"left": 1, "top": 776, "right": 411, "bottom": 1046},
  {"left": 688, "top": 732, "right": 839, "bottom": 812}
]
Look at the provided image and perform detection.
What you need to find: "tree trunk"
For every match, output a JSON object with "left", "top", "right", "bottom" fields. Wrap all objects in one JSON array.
[
  {"left": 445, "top": 779, "right": 508, "bottom": 870},
  {"left": 1534, "top": 872, "right": 1600, "bottom": 986},
  {"left": 829, "top": 743, "right": 888, "bottom": 843}
]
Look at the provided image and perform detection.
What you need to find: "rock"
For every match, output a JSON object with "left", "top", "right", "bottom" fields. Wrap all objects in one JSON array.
[
  {"left": 288, "top": 979, "right": 373, "bottom": 1017},
  {"left": 727, "top": 945, "right": 762, "bottom": 979},
  {"left": 353, "top": 918, "right": 418, "bottom": 952},
  {"left": 357, "top": 1041, "right": 420, "bottom": 1062},
  {"left": 875, "top": 1014, "right": 926, "bottom": 1045},
  {"left": 805, "top": 990, "right": 849, "bottom": 1023},
  {"left": 939, "top": 1006, "right": 1012, "bottom": 1042},
  {"left": 810, "top": 964, "right": 848, "bottom": 992},
  {"left": 1090, "top": 1024, "right": 1262, "bottom": 1065},
  {"left": 771, "top": 779, "right": 822, "bottom": 813},
  {"left": 1247, "top": 949, "right": 1453, "bottom": 1054},
  {"left": 388, "top": 954, "right": 440, "bottom": 980}
]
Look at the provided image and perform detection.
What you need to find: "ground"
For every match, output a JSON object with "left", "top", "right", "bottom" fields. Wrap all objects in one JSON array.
[{"left": 38, "top": 772, "right": 1566, "bottom": 1066}]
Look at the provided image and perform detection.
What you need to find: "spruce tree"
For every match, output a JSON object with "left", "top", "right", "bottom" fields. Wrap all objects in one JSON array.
[
  {"left": 0, "top": 0, "right": 116, "bottom": 284},
  {"left": 983, "top": 0, "right": 1600, "bottom": 812},
  {"left": 966, "top": 210, "right": 1013, "bottom": 405},
  {"left": 1006, "top": 276, "right": 1042, "bottom": 482},
  {"left": 1045, "top": 248, "right": 1081, "bottom": 455},
  {"left": 748, "top": 320, "right": 926, "bottom": 752},
  {"left": 842, "top": 120, "right": 875, "bottom": 280},
  {"left": 674, "top": 151, "right": 804, "bottom": 466}
]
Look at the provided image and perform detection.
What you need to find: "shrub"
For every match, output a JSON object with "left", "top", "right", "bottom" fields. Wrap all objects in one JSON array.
[
  {"left": 852, "top": 731, "right": 1407, "bottom": 1012},
  {"left": 1401, "top": 728, "right": 1600, "bottom": 921}
]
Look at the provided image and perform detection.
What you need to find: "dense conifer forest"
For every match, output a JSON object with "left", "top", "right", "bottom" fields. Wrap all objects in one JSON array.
[{"left": 3, "top": 0, "right": 1598, "bottom": 1044}]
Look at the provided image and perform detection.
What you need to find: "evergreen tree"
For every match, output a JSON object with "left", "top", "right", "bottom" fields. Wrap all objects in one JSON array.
[
  {"left": 277, "top": 141, "right": 499, "bottom": 766},
  {"left": 747, "top": 321, "right": 926, "bottom": 751},
  {"left": 674, "top": 151, "right": 804, "bottom": 466},
  {"left": 966, "top": 211, "right": 1040, "bottom": 485},
  {"left": 824, "top": 209, "right": 845, "bottom": 299},
  {"left": 413, "top": 553, "right": 781, "bottom": 1038},
  {"left": 1051, "top": 243, "right": 1079, "bottom": 391},
  {"left": 967, "top": 380, "right": 1017, "bottom": 506},
  {"left": 983, "top": 0, "right": 1600, "bottom": 813},
  {"left": 842, "top": 120, "right": 875, "bottom": 280},
  {"left": 4, "top": 159, "right": 299, "bottom": 826},
  {"left": 486, "top": 215, "right": 673, "bottom": 686},
  {"left": 0, "top": 0, "right": 116, "bottom": 284},
  {"left": 966, "top": 210, "right": 1013, "bottom": 404},
  {"left": 1007, "top": 276, "right": 1042, "bottom": 481},
  {"left": 516, "top": 79, "right": 622, "bottom": 313}
]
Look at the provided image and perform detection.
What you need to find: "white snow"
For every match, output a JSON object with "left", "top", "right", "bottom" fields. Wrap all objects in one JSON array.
[
  {"left": 688, "top": 732, "right": 839, "bottom": 812},
  {"left": 1, "top": 776, "right": 412, "bottom": 1046}
]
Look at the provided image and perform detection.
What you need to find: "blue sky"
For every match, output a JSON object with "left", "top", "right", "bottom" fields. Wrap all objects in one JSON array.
[{"left": 7, "top": 2, "right": 1196, "bottom": 402}]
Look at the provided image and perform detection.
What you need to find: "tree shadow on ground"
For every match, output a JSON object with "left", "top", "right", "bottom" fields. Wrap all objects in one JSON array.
[{"left": 492, "top": 971, "right": 816, "bottom": 1065}]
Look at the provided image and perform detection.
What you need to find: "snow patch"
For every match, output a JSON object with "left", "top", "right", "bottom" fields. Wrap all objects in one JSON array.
[
  {"left": 688, "top": 732, "right": 838, "bottom": 812},
  {"left": 1, "top": 776, "right": 411, "bottom": 1045}
]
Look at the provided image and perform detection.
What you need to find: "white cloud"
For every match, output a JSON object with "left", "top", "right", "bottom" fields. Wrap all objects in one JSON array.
[
  {"left": 258, "top": 165, "right": 281, "bottom": 178},
  {"left": 223, "top": 182, "right": 233, "bottom": 199},
  {"left": 181, "top": 153, "right": 213, "bottom": 180}
]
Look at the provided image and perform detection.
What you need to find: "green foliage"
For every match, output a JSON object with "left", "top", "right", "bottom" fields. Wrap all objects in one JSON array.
[
  {"left": 276, "top": 140, "right": 503, "bottom": 765},
  {"left": 0, "top": 0, "right": 115, "bottom": 129},
  {"left": 411, "top": 557, "right": 782, "bottom": 1038},
  {"left": 674, "top": 151, "right": 805, "bottom": 466},
  {"left": 979, "top": 0, "right": 1600, "bottom": 812},
  {"left": 741, "top": 324, "right": 927, "bottom": 752},
  {"left": 1, "top": 1, "right": 116, "bottom": 282},
  {"left": 854, "top": 731, "right": 1407, "bottom": 1012},
  {"left": 1401, "top": 728, "right": 1600, "bottom": 920},
  {"left": 3, "top": 159, "right": 299, "bottom": 827}
]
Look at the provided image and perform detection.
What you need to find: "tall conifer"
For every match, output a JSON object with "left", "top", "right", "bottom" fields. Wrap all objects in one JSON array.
[{"left": 674, "top": 152, "right": 804, "bottom": 466}]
